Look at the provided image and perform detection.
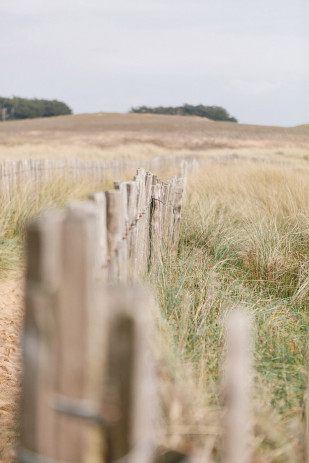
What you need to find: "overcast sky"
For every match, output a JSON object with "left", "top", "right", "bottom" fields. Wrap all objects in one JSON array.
[{"left": 0, "top": 0, "right": 308, "bottom": 126}]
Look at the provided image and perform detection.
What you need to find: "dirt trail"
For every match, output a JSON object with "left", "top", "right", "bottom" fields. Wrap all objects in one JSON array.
[{"left": 0, "top": 275, "right": 24, "bottom": 462}]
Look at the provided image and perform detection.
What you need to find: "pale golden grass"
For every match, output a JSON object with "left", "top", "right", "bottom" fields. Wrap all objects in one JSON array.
[
  {"left": 153, "top": 160, "right": 309, "bottom": 462},
  {"left": 0, "top": 113, "right": 308, "bottom": 165},
  {"left": 0, "top": 142, "right": 177, "bottom": 162}
]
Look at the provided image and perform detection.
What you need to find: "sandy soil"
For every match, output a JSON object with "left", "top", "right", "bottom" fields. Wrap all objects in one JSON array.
[{"left": 0, "top": 275, "right": 24, "bottom": 462}]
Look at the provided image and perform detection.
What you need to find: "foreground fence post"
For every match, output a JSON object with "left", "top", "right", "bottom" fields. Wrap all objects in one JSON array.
[
  {"left": 103, "top": 286, "right": 158, "bottom": 463},
  {"left": 19, "top": 211, "right": 64, "bottom": 461},
  {"left": 223, "top": 310, "right": 252, "bottom": 463},
  {"left": 53, "top": 203, "right": 98, "bottom": 462}
]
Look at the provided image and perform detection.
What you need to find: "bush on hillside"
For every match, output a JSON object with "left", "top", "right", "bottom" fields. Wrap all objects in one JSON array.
[
  {"left": 0, "top": 96, "right": 72, "bottom": 121},
  {"left": 130, "top": 103, "right": 238, "bottom": 122}
]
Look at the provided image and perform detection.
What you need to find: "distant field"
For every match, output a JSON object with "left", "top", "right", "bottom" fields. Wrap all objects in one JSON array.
[{"left": 0, "top": 113, "right": 308, "bottom": 165}]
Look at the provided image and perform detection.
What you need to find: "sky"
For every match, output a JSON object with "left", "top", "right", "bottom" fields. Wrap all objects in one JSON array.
[{"left": 0, "top": 0, "right": 308, "bottom": 126}]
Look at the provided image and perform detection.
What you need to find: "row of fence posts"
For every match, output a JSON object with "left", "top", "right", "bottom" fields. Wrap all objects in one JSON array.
[
  {"left": 19, "top": 163, "right": 189, "bottom": 463},
  {"left": 0, "top": 155, "right": 199, "bottom": 201}
]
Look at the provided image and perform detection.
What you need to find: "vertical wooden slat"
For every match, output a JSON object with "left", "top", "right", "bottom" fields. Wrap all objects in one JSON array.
[
  {"left": 150, "top": 183, "right": 163, "bottom": 269},
  {"left": 144, "top": 172, "right": 154, "bottom": 268},
  {"left": 3, "top": 160, "right": 10, "bottom": 201},
  {"left": 126, "top": 181, "right": 138, "bottom": 280},
  {"left": 89, "top": 192, "right": 109, "bottom": 283},
  {"left": 11, "top": 160, "right": 17, "bottom": 193},
  {"left": 161, "top": 182, "right": 170, "bottom": 250},
  {"left": 54, "top": 203, "right": 97, "bottom": 463},
  {"left": 20, "top": 211, "right": 63, "bottom": 460},
  {"left": 105, "top": 190, "right": 123, "bottom": 282},
  {"left": 115, "top": 182, "right": 130, "bottom": 282},
  {"left": 170, "top": 177, "right": 185, "bottom": 255},
  {"left": 223, "top": 310, "right": 252, "bottom": 463},
  {"left": 134, "top": 169, "right": 146, "bottom": 276},
  {"left": 104, "top": 286, "right": 157, "bottom": 463}
]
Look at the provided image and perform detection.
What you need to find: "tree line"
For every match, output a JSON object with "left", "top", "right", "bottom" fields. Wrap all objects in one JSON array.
[
  {"left": 130, "top": 103, "right": 238, "bottom": 122},
  {"left": 0, "top": 96, "right": 72, "bottom": 121}
]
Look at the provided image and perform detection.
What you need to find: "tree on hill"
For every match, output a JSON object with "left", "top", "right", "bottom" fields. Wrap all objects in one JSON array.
[
  {"left": 0, "top": 96, "right": 72, "bottom": 121},
  {"left": 129, "top": 103, "right": 237, "bottom": 122}
]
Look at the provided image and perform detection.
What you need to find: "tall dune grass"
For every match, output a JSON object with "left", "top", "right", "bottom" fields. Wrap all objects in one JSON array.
[
  {"left": 0, "top": 175, "right": 117, "bottom": 277},
  {"left": 153, "top": 161, "right": 309, "bottom": 462},
  {"left": 1, "top": 159, "right": 309, "bottom": 462}
]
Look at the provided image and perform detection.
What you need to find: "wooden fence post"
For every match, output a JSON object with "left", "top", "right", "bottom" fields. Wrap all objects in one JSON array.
[
  {"left": 161, "top": 182, "right": 170, "bottom": 251},
  {"left": 103, "top": 286, "right": 158, "bottom": 463},
  {"left": 126, "top": 181, "right": 139, "bottom": 280},
  {"left": 89, "top": 192, "right": 109, "bottom": 283},
  {"left": 105, "top": 190, "right": 123, "bottom": 282},
  {"left": 134, "top": 169, "right": 147, "bottom": 276},
  {"left": 150, "top": 182, "right": 164, "bottom": 270},
  {"left": 3, "top": 160, "right": 10, "bottom": 201},
  {"left": 53, "top": 202, "right": 98, "bottom": 463},
  {"left": 170, "top": 178, "right": 185, "bottom": 255},
  {"left": 19, "top": 211, "right": 64, "bottom": 461},
  {"left": 223, "top": 310, "right": 252, "bottom": 463},
  {"left": 144, "top": 172, "right": 154, "bottom": 269}
]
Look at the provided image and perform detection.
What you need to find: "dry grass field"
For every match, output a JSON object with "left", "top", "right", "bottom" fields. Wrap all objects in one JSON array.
[
  {"left": 0, "top": 112, "right": 309, "bottom": 165},
  {"left": 1, "top": 113, "right": 309, "bottom": 462}
]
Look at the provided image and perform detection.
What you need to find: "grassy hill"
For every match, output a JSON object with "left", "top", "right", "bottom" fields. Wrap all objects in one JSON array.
[{"left": 0, "top": 112, "right": 308, "bottom": 165}]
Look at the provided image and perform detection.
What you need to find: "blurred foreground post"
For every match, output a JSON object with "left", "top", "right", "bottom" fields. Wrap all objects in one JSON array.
[
  {"left": 102, "top": 286, "right": 158, "bottom": 463},
  {"left": 223, "top": 310, "right": 252, "bottom": 463},
  {"left": 20, "top": 212, "right": 63, "bottom": 460}
]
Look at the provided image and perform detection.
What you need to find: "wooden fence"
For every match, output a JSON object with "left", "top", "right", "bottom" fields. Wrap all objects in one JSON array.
[
  {"left": 0, "top": 154, "right": 199, "bottom": 201},
  {"left": 19, "top": 164, "right": 189, "bottom": 463}
]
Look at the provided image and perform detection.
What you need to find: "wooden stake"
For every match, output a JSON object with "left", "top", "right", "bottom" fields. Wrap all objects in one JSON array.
[
  {"left": 104, "top": 286, "right": 157, "bottom": 463},
  {"left": 89, "top": 192, "right": 109, "bottom": 283},
  {"left": 105, "top": 190, "right": 123, "bottom": 282},
  {"left": 20, "top": 211, "right": 64, "bottom": 460},
  {"left": 223, "top": 310, "right": 252, "bottom": 463},
  {"left": 150, "top": 183, "right": 163, "bottom": 269},
  {"left": 54, "top": 203, "right": 97, "bottom": 463}
]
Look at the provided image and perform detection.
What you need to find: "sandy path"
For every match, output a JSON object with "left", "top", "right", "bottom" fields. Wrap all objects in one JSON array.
[{"left": 0, "top": 275, "right": 24, "bottom": 462}]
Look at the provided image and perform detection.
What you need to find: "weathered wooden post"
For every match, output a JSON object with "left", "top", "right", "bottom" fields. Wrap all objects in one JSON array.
[
  {"left": 170, "top": 177, "right": 185, "bottom": 255},
  {"left": 150, "top": 182, "right": 164, "bottom": 270},
  {"left": 134, "top": 169, "right": 146, "bottom": 276},
  {"left": 105, "top": 189, "right": 123, "bottom": 282},
  {"left": 126, "top": 181, "right": 139, "bottom": 280},
  {"left": 223, "top": 310, "right": 252, "bottom": 463},
  {"left": 114, "top": 181, "right": 129, "bottom": 283},
  {"left": 3, "top": 160, "right": 11, "bottom": 201},
  {"left": 104, "top": 286, "right": 158, "bottom": 463},
  {"left": 19, "top": 211, "right": 64, "bottom": 461},
  {"left": 89, "top": 192, "right": 109, "bottom": 283},
  {"left": 144, "top": 172, "right": 154, "bottom": 268},
  {"left": 52, "top": 203, "right": 98, "bottom": 462}
]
